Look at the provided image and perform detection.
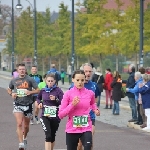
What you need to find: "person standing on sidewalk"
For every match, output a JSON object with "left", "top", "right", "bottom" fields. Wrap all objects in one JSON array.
[
  {"left": 125, "top": 64, "right": 137, "bottom": 122},
  {"left": 104, "top": 68, "right": 113, "bottom": 109},
  {"left": 92, "top": 67, "right": 105, "bottom": 108},
  {"left": 60, "top": 68, "right": 65, "bottom": 85},
  {"left": 37, "top": 74, "right": 64, "bottom": 150},
  {"left": 111, "top": 71, "right": 122, "bottom": 115},
  {"left": 59, "top": 70, "right": 100, "bottom": 150},
  {"left": 7, "top": 63, "right": 40, "bottom": 150},
  {"left": 67, "top": 64, "right": 72, "bottom": 84},
  {"left": 126, "top": 72, "right": 143, "bottom": 125},
  {"left": 139, "top": 74, "right": 150, "bottom": 131},
  {"left": 138, "top": 67, "right": 147, "bottom": 128},
  {"left": 29, "top": 66, "right": 43, "bottom": 124}
]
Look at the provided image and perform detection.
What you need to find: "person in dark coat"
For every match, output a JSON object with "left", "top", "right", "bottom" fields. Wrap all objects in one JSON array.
[
  {"left": 92, "top": 67, "right": 105, "bottom": 107},
  {"left": 126, "top": 64, "right": 137, "bottom": 122},
  {"left": 111, "top": 71, "right": 122, "bottom": 115},
  {"left": 139, "top": 74, "right": 150, "bottom": 131}
]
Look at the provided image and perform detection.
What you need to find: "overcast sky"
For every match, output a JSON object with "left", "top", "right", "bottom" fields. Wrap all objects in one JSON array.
[{"left": 1, "top": 0, "right": 81, "bottom": 12}]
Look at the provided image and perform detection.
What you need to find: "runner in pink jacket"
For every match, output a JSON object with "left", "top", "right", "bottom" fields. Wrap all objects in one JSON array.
[{"left": 58, "top": 70, "right": 100, "bottom": 150}]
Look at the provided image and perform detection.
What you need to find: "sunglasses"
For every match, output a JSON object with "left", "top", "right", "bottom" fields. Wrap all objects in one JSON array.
[{"left": 47, "top": 80, "right": 54, "bottom": 82}]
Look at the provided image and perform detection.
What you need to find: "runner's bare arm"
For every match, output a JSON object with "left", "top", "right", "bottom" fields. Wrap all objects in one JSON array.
[
  {"left": 26, "top": 88, "right": 40, "bottom": 95},
  {"left": 7, "top": 88, "right": 12, "bottom": 95},
  {"left": 7, "top": 88, "right": 17, "bottom": 99},
  {"left": 95, "top": 97, "right": 98, "bottom": 103}
]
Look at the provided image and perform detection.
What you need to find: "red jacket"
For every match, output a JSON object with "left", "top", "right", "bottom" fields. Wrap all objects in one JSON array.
[{"left": 104, "top": 72, "right": 113, "bottom": 90}]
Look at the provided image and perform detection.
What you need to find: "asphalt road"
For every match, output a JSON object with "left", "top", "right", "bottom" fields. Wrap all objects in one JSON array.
[{"left": 0, "top": 77, "right": 150, "bottom": 150}]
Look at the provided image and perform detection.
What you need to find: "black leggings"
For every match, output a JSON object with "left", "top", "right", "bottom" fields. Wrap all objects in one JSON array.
[
  {"left": 40, "top": 116, "right": 60, "bottom": 142},
  {"left": 66, "top": 131, "right": 92, "bottom": 150}
]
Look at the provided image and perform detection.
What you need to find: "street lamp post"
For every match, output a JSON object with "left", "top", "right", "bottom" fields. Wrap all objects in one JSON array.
[
  {"left": 33, "top": 0, "right": 37, "bottom": 66},
  {"left": 18, "top": 0, "right": 37, "bottom": 66},
  {"left": 0, "top": 1, "right": 2, "bottom": 19},
  {"left": 71, "top": 0, "right": 75, "bottom": 72},
  {"left": 11, "top": 0, "right": 15, "bottom": 71},
  {"left": 139, "top": 0, "right": 144, "bottom": 67}
]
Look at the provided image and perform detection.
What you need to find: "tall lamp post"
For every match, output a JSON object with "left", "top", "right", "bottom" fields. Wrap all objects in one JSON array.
[
  {"left": 71, "top": 0, "right": 75, "bottom": 72},
  {"left": 18, "top": 0, "right": 37, "bottom": 66},
  {"left": 139, "top": 0, "right": 144, "bottom": 67}
]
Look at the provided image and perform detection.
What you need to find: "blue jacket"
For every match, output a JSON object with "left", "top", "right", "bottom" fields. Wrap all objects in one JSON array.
[
  {"left": 47, "top": 68, "right": 61, "bottom": 81},
  {"left": 128, "top": 77, "right": 143, "bottom": 100},
  {"left": 47, "top": 68, "right": 58, "bottom": 74},
  {"left": 139, "top": 81, "right": 150, "bottom": 109}
]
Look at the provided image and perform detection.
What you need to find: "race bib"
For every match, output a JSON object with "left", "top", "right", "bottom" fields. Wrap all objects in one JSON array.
[
  {"left": 17, "top": 89, "right": 27, "bottom": 97},
  {"left": 44, "top": 106, "right": 57, "bottom": 117},
  {"left": 73, "top": 115, "right": 89, "bottom": 127}
]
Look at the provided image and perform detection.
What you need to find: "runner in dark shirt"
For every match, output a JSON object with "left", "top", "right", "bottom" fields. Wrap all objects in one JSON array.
[{"left": 37, "top": 73, "right": 63, "bottom": 150}]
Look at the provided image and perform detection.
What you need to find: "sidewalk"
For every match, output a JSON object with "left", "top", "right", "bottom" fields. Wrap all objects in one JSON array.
[{"left": 0, "top": 70, "right": 148, "bottom": 132}]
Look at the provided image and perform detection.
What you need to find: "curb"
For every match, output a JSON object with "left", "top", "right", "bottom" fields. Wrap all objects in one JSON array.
[
  {"left": 127, "top": 122, "right": 150, "bottom": 133},
  {"left": 0, "top": 75, "right": 11, "bottom": 80}
]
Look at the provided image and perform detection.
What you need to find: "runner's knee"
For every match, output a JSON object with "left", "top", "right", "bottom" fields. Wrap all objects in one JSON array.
[
  {"left": 45, "top": 134, "right": 55, "bottom": 142},
  {"left": 78, "top": 140, "right": 82, "bottom": 147},
  {"left": 84, "top": 142, "right": 92, "bottom": 150},
  {"left": 17, "top": 123, "right": 22, "bottom": 128}
]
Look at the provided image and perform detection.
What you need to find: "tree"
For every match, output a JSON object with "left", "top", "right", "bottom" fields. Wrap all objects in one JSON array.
[
  {"left": 75, "top": 0, "right": 108, "bottom": 71},
  {"left": 119, "top": 0, "right": 140, "bottom": 66},
  {"left": 0, "top": 4, "right": 12, "bottom": 34},
  {"left": 144, "top": 2, "right": 150, "bottom": 53},
  {"left": 103, "top": 0, "right": 126, "bottom": 71},
  {"left": 52, "top": 2, "right": 71, "bottom": 70},
  {"left": 15, "top": 7, "right": 33, "bottom": 57}
]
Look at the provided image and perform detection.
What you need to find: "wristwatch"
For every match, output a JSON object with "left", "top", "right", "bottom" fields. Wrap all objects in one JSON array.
[{"left": 55, "top": 98, "right": 59, "bottom": 102}]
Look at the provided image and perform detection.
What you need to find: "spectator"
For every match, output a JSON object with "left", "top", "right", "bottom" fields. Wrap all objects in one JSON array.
[
  {"left": 126, "top": 64, "right": 137, "bottom": 122},
  {"left": 139, "top": 74, "right": 150, "bottom": 131},
  {"left": 138, "top": 67, "right": 147, "bottom": 128},
  {"left": 12, "top": 64, "right": 19, "bottom": 78},
  {"left": 80, "top": 64, "right": 84, "bottom": 70},
  {"left": 90, "top": 62, "right": 96, "bottom": 74},
  {"left": 126, "top": 72, "right": 143, "bottom": 125},
  {"left": 47, "top": 64, "right": 61, "bottom": 85},
  {"left": 67, "top": 64, "right": 72, "bottom": 84},
  {"left": 145, "top": 67, "right": 150, "bottom": 74},
  {"left": 61, "top": 68, "right": 65, "bottom": 85},
  {"left": 92, "top": 67, "right": 105, "bottom": 107},
  {"left": 111, "top": 71, "right": 122, "bottom": 115},
  {"left": 1, "top": 60, "right": 7, "bottom": 71},
  {"left": 104, "top": 68, "right": 113, "bottom": 109}
]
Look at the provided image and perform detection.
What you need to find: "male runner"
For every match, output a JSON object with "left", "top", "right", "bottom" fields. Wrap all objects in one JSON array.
[
  {"left": 7, "top": 63, "right": 40, "bottom": 150},
  {"left": 29, "top": 66, "right": 43, "bottom": 124},
  {"left": 70, "top": 63, "right": 100, "bottom": 150}
]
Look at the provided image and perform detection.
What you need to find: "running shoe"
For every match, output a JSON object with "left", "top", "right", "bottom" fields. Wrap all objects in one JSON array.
[
  {"left": 19, "top": 143, "right": 25, "bottom": 150},
  {"left": 35, "top": 116, "right": 40, "bottom": 124},
  {"left": 30, "top": 119, "right": 34, "bottom": 125},
  {"left": 23, "top": 138, "right": 27, "bottom": 150}
]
